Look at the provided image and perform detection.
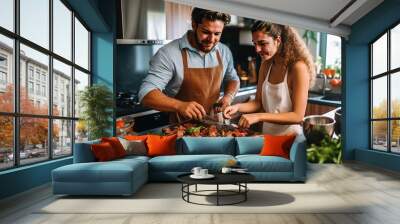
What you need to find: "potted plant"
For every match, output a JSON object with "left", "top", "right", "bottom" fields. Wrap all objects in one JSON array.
[
  {"left": 307, "top": 135, "right": 342, "bottom": 164},
  {"left": 79, "top": 84, "right": 113, "bottom": 140}
]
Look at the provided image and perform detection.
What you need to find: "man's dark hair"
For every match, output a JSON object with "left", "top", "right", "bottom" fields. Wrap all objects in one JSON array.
[{"left": 191, "top": 8, "right": 231, "bottom": 25}]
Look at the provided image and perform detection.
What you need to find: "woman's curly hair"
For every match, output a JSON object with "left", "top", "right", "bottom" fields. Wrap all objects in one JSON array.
[{"left": 251, "top": 21, "right": 316, "bottom": 87}]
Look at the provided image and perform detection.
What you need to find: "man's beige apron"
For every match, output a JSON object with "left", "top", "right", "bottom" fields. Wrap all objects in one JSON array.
[{"left": 170, "top": 48, "right": 223, "bottom": 123}]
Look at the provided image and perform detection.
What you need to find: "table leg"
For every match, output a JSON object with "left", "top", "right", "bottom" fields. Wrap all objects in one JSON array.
[
  {"left": 181, "top": 184, "right": 183, "bottom": 199},
  {"left": 245, "top": 183, "right": 247, "bottom": 201},
  {"left": 217, "top": 184, "right": 219, "bottom": 206}
]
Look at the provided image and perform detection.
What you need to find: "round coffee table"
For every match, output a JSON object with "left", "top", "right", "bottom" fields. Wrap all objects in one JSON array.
[{"left": 177, "top": 172, "right": 255, "bottom": 206}]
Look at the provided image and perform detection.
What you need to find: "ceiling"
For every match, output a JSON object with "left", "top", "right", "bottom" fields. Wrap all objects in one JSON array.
[{"left": 165, "top": 0, "right": 384, "bottom": 37}]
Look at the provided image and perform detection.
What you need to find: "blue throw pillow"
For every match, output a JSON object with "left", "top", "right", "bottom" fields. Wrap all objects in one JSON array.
[
  {"left": 235, "top": 137, "right": 264, "bottom": 155},
  {"left": 181, "top": 137, "right": 235, "bottom": 155},
  {"left": 73, "top": 139, "right": 100, "bottom": 163}
]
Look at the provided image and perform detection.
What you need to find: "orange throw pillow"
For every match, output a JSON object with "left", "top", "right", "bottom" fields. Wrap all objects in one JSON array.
[
  {"left": 124, "top": 135, "right": 148, "bottom": 141},
  {"left": 259, "top": 134, "right": 296, "bottom": 159},
  {"left": 146, "top": 134, "right": 177, "bottom": 157},
  {"left": 91, "top": 142, "right": 117, "bottom": 161},
  {"left": 101, "top": 137, "right": 126, "bottom": 158}
]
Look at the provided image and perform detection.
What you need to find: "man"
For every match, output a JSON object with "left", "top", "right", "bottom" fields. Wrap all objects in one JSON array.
[{"left": 138, "top": 8, "right": 240, "bottom": 122}]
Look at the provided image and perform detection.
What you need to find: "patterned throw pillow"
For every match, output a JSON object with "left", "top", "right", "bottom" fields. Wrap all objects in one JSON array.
[{"left": 119, "top": 137, "right": 147, "bottom": 156}]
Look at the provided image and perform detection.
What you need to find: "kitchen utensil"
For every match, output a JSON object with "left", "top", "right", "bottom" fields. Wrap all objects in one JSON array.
[
  {"left": 303, "top": 115, "right": 335, "bottom": 145},
  {"left": 200, "top": 117, "right": 239, "bottom": 131}
]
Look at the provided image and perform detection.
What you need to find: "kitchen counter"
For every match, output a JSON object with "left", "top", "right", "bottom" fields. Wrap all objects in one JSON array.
[
  {"left": 308, "top": 92, "right": 341, "bottom": 107},
  {"left": 237, "top": 87, "right": 342, "bottom": 107}
]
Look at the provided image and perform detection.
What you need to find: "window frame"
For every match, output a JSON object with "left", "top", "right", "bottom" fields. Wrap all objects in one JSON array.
[
  {"left": 0, "top": 0, "right": 92, "bottom": 171},
  {"left": 370, "top": 19, "right": 400, "bottom": 154}
]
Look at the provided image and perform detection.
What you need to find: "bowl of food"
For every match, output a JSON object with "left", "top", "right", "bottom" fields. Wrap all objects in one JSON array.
[{"left": 303, "top": 115, "right": 335, "bottom": 145}]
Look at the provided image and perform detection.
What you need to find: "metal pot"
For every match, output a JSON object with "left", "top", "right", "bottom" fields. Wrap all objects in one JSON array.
[
  {"left": 334, "top": 109, "right": 341, "bottom": 135},
  {"left": 303, "top": 115, "right": 335, "bottom": 145}
]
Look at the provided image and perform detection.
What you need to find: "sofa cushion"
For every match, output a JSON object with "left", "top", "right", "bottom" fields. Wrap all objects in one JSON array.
[
  {"left": 148, "top": 154, "right": 235, "bottom": 172},
  {"left": 91, "top": 142, "right": 118, "bottom": 161},
  {"left": 260, "top": 134, "right": 296, "bottom": 159},
  {"left": 180, "top": 137, "right": 235, "bottom": 155},
  {"left": 236, "top": 155, "right": 293, "bottom": 172},
  {"left": 119, "top": 138, "right": 147, "bottom": 156},
  {"left": 74, "top": 140, "right": 100, "bottom": 163},
  {"left": 235, "top": 137, "right": 263, "bottom": 155},
  {"left": 101, "top": 137, "right": 127, "bottom": 158},
  {"left": 52, "top": 158, "right": 147, "bottom": 183},
  {"left": 146, "top": 134, "right": 177, "bottom": 156},
  {"left": 116, "top": 155, "right": 150, "bottom": 163}
]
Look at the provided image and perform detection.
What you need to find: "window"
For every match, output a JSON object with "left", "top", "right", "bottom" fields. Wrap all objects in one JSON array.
[
  {"left": 35, "top": 70, "right": 41, "bottom": 81},
  {"left": 28, "top": 67, "right": 34, "bottom": 80},
  {"left": 0, "top": 34, "right": 13, "bottom": 113},
  {"left": 370, "top": 23, "right": 400, "bottom": 154},
  {"left": 42, "top": 85, "right": 46, "bottom": 97},
  {"left": 0, "top": 71, "right": 6, "bottom": 85},
  {"left": 74, "top": 69, "right": 89, "bottom": 118},
  {"left": 325, "top": 34, "right": 341, "bottom": 75},
  {"left": 53, "top": 0, "right": 72, "bottom": 60},
  {"left": 0, "top": 54, "right": 8, "bottom": 89},
  {"left": 53, "top": 119, "right": 72, "bottom": 158},
  {"left": 20, "top": 0, "right": 49, "bottom": 49},
  {"left": 0, "top": 116, "right": 13, "bottom": 170},
  {"left": 53, "top": 59, "right": 72, "bottom": 117},
  {"left": 28, "top": 81, "right": 34, "bottom": 94},
  {"left": 0, "top": 0, "right": 91, "bottom": 170},
  {"left": 0, "top": 54, "right": 7, "bottom": 67},
  {"left": 75, "top": 18, "right": 90, "bottom": 70},
  {"left": 35, "top": 83, "right": 40, "bottom": 95},
  {"left": 0, "top": 0, "right": 14, "bottom": 32}
]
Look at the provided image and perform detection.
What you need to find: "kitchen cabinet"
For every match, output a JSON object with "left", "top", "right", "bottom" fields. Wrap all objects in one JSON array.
[{"left": 305, "top": 103, "right": 337, "bottom": 116}]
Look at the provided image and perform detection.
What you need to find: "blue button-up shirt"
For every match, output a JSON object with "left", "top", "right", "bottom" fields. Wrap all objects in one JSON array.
[{"left": 138, "top": 32, "right": 239, "bottom": 102}]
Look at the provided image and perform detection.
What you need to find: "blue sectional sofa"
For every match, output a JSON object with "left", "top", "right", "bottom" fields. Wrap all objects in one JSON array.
[{"left": 52, "top": 135, "right": 307, "bottom": 196}]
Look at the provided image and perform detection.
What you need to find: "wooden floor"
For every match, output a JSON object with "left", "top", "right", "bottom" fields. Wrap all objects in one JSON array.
[{"left": 1, "top": 162, "right": 400, "bottom": 224}]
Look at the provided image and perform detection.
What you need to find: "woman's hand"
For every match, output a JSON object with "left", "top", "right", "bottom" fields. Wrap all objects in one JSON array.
[
  {"left": 223, "top": 104, "right": 240, "bottom": 119},
  {"left": 238, "top": 114, "right": 261, "bottom": 128}
]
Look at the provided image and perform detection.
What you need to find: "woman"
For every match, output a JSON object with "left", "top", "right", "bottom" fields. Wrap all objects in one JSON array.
[{"left": 224, "top": 21, "right": 315, "bottom": 135}]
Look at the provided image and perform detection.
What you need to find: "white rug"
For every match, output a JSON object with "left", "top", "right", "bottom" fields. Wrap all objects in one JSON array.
[{"left": 38, "top": 183, "right": 362, "bottom": 214}]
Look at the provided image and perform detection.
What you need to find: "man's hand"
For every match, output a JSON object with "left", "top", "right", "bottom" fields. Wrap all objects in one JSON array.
[
  {"left": 177, "top": 101, "right": 206, "bottom": 120},
  {"left": 238, "top": 113, "right": 260, "bottom": 128},
  {"left": 215, "top": 95, "right": 232, "bottom": 113}
]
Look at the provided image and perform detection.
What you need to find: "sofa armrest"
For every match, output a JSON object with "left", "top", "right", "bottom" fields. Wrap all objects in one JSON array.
[
  {"left": 289, "top": 135, "right": 307, "bottom": 181},
  {"left": 73, "top": 140, "right": 100, "bottom": 163}
]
